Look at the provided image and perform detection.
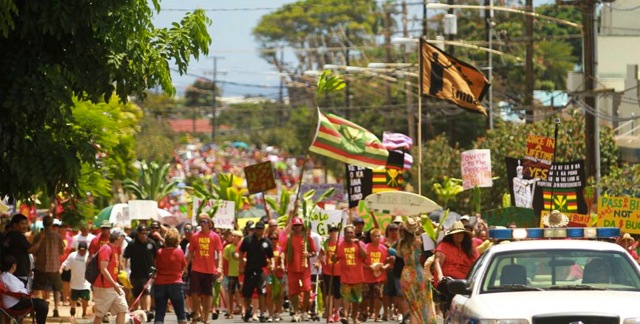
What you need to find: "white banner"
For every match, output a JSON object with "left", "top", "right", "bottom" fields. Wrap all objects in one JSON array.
[
  {"left": 213, "top": 201, "right": 235, "bottom": 229},
  {"left": 128, "top": 200, "right": 158, "bottom": 220},
  {"left": 461, "top": 149, "right": 493, "bottom": 190}
]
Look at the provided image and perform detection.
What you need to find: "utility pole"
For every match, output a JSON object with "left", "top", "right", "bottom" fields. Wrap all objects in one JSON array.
[
  {"left": 402, "top": 0, "right": 416, "bottom": 142},
  {"left": 384, "top": 2, "right": 393, "bottom": 106},
  {"left": 210, "top": 56, "right": 222, "bottom": 141},
  {"left": 524, "top": 0, "right": 534, "bottom": 124},
  {"left": 485, "top": 0, "right": 494, "bottom": 130},
  {"left": 582, "top": 0, "right": 598, "bottom": 184},
  {"left": 446, "top": 0, "right": 457, "bottom": 146},
  {"left": 345, "top": 28, "right": 351, "bottom": 119}
]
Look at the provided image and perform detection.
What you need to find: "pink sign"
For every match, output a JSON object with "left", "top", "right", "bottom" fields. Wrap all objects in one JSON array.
[{"left": 461, "top": 149, "right": 493, "bottom": 190}]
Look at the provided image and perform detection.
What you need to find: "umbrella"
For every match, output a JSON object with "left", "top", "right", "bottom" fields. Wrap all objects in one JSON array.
[
  {"left": 231, "top": 141, "right": 249, "bottom": 149},
  {"left": 96, "top": 203, "right": 129, "bottom": 224},
  {"left": 428, "top": 209, "right": 461, "bottom": 228},
  {"left": 237, "top": 208, "right": 267, "bottom": 219}
]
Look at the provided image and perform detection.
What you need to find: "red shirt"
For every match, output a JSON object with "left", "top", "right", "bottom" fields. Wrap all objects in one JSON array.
[
  {"left": 189, "top": 230, "right": 223, "bottom": 274},
  {"left": 155, "top": 247, "right": 187, "bottom": 285},
  {"left": 93, "top": 244, "right": 118, "bottom": 288},
  {"left": 434, "top": 241, "right": 479, "bottom": 279},
  {"left": 273, "top": 247, "right": 285, "bottom": 278},
  {"left": 282, "top": 234, "right": 316, "bottom": 273},
  {"left": 321, "top": 240, "right": 341, "bottom": 276},
  {"left": 363, "top": 243, "right": 388, "bottom": 283},
  {"left": 89, "top": 233, "right": 109, "bottom": 256},
  {"left": 335, "top": 241, "right": 366, "bottom": 284}
]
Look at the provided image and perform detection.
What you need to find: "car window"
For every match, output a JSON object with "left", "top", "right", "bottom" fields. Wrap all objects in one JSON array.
[{"left": 480, "top": 249, "right": 640, "bottom": 293}]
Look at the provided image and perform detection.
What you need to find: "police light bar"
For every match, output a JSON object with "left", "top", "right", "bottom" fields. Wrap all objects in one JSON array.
[{"left": 488, "top": 227, "right": 621, "bottom": 240}]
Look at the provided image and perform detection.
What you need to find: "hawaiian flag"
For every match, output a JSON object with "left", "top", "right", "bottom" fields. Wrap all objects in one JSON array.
[
  {"left": 543, "top": 188, "right": 578, "bottom": 212},
  {"left": 382, "top": 132, "right": 413, "bottom": 150},
  {"left": 372, "top": 151, "right": 404, "bottom": 193},
  {"left": 309, "top": 109, "right": 388, "bottom": 169}
]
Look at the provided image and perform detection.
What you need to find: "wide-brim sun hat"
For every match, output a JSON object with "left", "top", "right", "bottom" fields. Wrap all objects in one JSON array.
[
  {"left": 446, "top": 221, "right": 471, "bottom": 237},
  {"left": 404, "top": 216, "right": 421, "bottom": 234},
  {"left": 542, "top": 210, "right": 569, "bottom": 228}
]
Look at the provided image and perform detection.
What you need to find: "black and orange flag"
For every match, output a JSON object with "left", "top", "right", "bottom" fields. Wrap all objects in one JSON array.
[{"left": 420, "top": 38, "right": 490, "bottom": 115}]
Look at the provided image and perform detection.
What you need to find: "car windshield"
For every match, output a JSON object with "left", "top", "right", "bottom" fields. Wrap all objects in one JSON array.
[{"left": 480, "top": 249, "right": 640, "bottom": 293}]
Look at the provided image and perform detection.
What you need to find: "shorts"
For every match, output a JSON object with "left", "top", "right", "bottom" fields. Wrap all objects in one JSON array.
[
  {"left": 190, "top": 271, "right": 214, "bottom": 296},
  {"left": 32, "top": 270, "right": 62, "bottom": 291},
  {"left": 340, "top": 283, "right": 362, "bottom": 304},
  {"left": 93, "top": 287, "right": 128, "bottom": 317},
  {"left": 71, "top": 289, "right": 91, "bottom": 301},
  {"left": 130, "top": 277, "right": 151, "bottom": 298},
  {"left": 227, "top": 276, "right": 241, "bottom": 294},
  {"left": 288, "top": 270, "right": 312, "bottom": 295},
  {"left": 321, "top": 274, "right": 341, "bottom": 300},
  {"left": 362, "top": 282, "right": 384, "bottom": 300},
  {"left": 383, "top": 275, "right": 402, "bottom": 297},
  {"left": 61, "top": 269, "right": 71, "bottom": 282},
  {"left": 242, "top": 270, "right": 266, "bottom": 298}
]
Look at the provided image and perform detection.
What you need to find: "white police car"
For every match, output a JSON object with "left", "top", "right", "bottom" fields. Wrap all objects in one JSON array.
[{"left": 447, "top": 227, "right": 640, "bottom": 324}]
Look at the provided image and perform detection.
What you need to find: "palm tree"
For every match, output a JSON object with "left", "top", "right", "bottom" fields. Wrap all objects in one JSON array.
[{"left": 122, "top": 161, "right": 179, "bottom": 201}]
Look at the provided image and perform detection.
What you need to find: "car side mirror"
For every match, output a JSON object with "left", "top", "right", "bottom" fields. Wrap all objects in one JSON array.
[{"left": 448, "top": 279, "right": 471, "bottom": 295}]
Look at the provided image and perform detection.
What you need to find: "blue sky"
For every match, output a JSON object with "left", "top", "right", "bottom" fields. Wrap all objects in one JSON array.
[{"left": 154, "top": 0, "right": 554, "bottom": 99}]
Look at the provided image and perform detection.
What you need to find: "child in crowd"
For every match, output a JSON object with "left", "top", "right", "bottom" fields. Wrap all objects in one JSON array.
[
  {"left": 223, "top": 230, "right": 243, "bottom": 319},
  {"left": 60, "top": 241, "right": 91, "bottom": 318}
]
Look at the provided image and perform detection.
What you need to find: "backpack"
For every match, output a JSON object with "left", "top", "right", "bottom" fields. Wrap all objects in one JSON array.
[{"left": 85, "top": 245, "right": 112, "bottom": 284}]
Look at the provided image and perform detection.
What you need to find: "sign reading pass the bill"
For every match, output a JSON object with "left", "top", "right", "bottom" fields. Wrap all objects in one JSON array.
[
  {"left": 365, "top": 191, "right": 440, "bottom": 216},
  {"left": 597, "top": 196, "right": 640, "bottom": 234}
]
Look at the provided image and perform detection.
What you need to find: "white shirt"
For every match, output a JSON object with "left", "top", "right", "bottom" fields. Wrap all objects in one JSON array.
[
  {"left": 71, "top": 233, "right": 95, "bottom": 250},
  {"left": 61, "top": 251, "right": 91, "bottom": 290},
  {"left": 1, "top": 272, "right": 27, "bottom": 308}
]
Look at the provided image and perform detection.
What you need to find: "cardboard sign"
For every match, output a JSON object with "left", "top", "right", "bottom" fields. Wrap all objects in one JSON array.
[
  {"left": 212, "top": 201, "right": 235, "bottom": 229},
  {"left": 356, "top": 200, "right": 392, "bottom": 231},
  {"left": 461, "top": 149, "right": 493, "bottom": 190},
  {"left": 128, "top": 200, "right": 158, "bottom": 220},
  {"left": 533, "top": 161, "right": 587, "bottom": 216},
  {"left": 309, "top": 209, "right": 347, "bottom": 236},
  {"left": 192, "top": 198, "right": 217, "bottom": 225},
  {"left": 364, "top": 191, "right": 440, "bottom": 216},
  {"left": 346, "top": 164, "right": 372, "bottom": 208},
  {"left": 523, "top": 134, "right": 555, "bottom": 180},
  {"left": 244, "top": 162, "right": 276, "bottom": 194},
  {"left": 483, "top": 207, "right": 539, "bottom": 228},
  {"left": 597, "top": 196, "right": 640, "bottom": 234}
]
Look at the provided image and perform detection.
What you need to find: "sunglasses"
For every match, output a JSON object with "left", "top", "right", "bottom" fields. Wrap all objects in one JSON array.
[
  {"left": 199, "top": 220, "right": 210, "bottom": 224},
  {"left": 270, "top": 237, "right": 278, "bottom": 241}
]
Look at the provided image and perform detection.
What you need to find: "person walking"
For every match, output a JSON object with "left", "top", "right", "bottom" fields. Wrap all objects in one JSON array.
[
  {"left": 361, "top": 229, "right": 389, "bottom": 322},
  {"left": 282, "top": 217, "right": 317, "bottom": 322},
  {"left": 154, "top": 228, "right": 188, "bottom": 324},
  {"left": 238, "top": 221, "right": 274, "bottom": 323},
  {"left": 223, "top": 230, "right": 242, "bottom": 319},
  {"left": 397, "top": 217, "right": 436, "bottom": 324},
  {"left": 319, "top": 224, "right": 341, "bottom": 322},
  {"left": 89, "top": 221, "right": 112, "bottom": 256},
  {"left": 32, "top": 215, "right": 65, "bottom": 318},
  {"left": 61, "top": 241, "right": 91, "bottom": 318},
  {"left": 92, "top": 228, "right": 128, "bottom": 324},
  {"left": 123, "top": 224, "right": 157, "bottom": 314},
  {"left": 187, "top": 214, "right": 223, "bottom": 324},
  {"left": 334, "top": 224, "right": 367, "bottom": 324},
  {"left": 433, "top": 221, "right": 478, "bottom": 320}
]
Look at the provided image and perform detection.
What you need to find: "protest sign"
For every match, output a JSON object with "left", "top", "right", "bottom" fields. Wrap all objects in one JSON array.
[
  {"left": 523, "top": 134, "right": 555, "bottom": 180},
  {"left": 310, "top": 209, "right": 347, "bottom": 236},
  {"left": 212, "top": 200, "right": 235, "bottom": 229},
  {"left": 597, "top": 196, "right": 640, "bottom": 234},
  {"left": 128, "top": 200, "right": 157, "bottom": 220},
  {"left": 192, "top": 198, "right": 217, "bottom": 224},
  {"left": 461, "top": 149, "right": 492, "bottom": 190},
  {"left": 346, "top": 164, "right": 372, "bottom": 208},
  {"left": 532, "top": 161, "right": 587, "bottom": 216},
  {"left": 356, "top": 200, "right": 392, "bottom": 231},
  {"left": 244, "top": 161, "right": 276, "bottom": 194},
  {"left": 364, "top": 191, "right": 440, "bottom": 216},
  {"left": 540, "top": 210, "right": 592, "bottom": 228}
]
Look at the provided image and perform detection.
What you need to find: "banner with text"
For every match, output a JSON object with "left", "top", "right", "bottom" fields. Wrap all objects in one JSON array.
[
  {"left": 310, "top": 209, "right": 348, "bottom": 236},
  {"left": 192, "top": 198, "right": 236, "bottom": 228},
  {"left": 461, "top": 149, "right": 493, "bottom": 190},
  {"left": 523, "top": 134, "right": 555, "bottom": 180},
  {"left": 597, "top": 196, "right": 640, "bottom": 234},
  {"left": 356, "top": 200, "right": 393, "bottom": 231},
  {"left": 346, "top": 164, "right": 372, "bottom": 208},
  {"left": 532, "top": 160, "right": 587, "bottom": 216}
]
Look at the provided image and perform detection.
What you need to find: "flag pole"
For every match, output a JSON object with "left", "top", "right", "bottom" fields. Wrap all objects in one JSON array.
[{"left": 418, "top": 38, "right": 424, "bottom": 195}]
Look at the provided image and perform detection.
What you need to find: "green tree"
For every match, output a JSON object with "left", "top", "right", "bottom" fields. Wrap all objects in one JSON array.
[
  {"left": 122, "top": 161, "right": 179, "bottom": 201},
  {"left": 135, "top": 116, "right": 177, "bottom": 163},
  {"left": 0, "top": 0, "right": 211, "bottom": 200}
]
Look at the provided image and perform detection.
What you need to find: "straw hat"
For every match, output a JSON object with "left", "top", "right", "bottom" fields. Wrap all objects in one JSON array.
[
  {"left": 542, "top": 210, "right": 569, "bottom": 228},
  {"left": 446, "top": 221, "right": 471, "bottom": 237},
  {"left": 404, "top": 216, "right": 421, "bottom": 234},
  {"left": 621, "top": 233, "right": 635, "bottom": 242}
]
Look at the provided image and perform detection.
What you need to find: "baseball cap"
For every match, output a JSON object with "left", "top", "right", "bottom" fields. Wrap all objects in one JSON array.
[
  {"left": 52, "top": 219, "right": 62, "bottom": 227},
  {"left": 353, "top": 217, "right": 365, "bottom": 225},
  {"left": 77, "top": 241, "right": 88, "bottom": 250},
  {"left": 232, "top": 230, "right": 243, "bottom": 237},
  {"left": 328, "top": 224, "right": 339, "bottom": 232},
  {"left": 137, "top": 225, "right": 149, "bottom": 233},
  {"left": 109, "top": 228, "right": 126, "bottom": 239},
  {"left": 150, "top": 221, "right": 161, "bottom": 228},
  {"left": 460, "top": 215, "right": 471, "bottom": 221},
  {"left": 100, "top": 220, "right": 112, "bottom": 229},
  {"left": 291, "top": 217, "right": 303, "bottom": 226},
  {"left": 255, "top": 221, "right": 265, "bottom": 229}
]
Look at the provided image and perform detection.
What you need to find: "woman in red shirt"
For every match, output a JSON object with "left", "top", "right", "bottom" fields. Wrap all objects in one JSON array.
[
  {"left": 433, "top": 221, "right": 479, "bottom": 318},
  {"left": 154, "top": 228, "right": 188, "bottom": 324}
]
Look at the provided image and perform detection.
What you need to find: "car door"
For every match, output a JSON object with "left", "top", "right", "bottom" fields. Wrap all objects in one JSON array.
[{"left": 449, "top": 250, "right": 491, "bottom": 323}]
